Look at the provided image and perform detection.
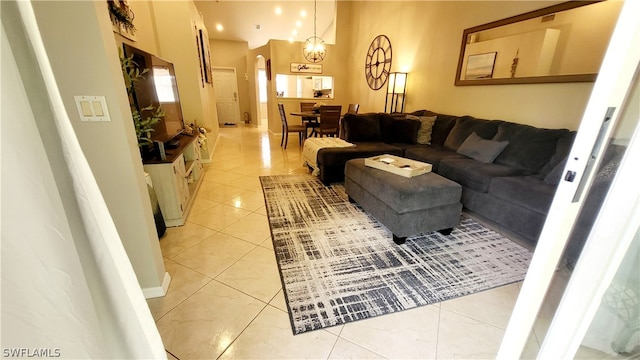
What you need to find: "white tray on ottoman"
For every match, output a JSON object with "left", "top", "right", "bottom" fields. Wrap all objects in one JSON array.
[{"left": 364, "top": 154, "right": 432, "bottom": 178}]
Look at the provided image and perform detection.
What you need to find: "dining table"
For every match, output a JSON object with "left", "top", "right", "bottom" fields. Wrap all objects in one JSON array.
[{"left": 290, "top": 111, "right": 320, "bottom": 137}]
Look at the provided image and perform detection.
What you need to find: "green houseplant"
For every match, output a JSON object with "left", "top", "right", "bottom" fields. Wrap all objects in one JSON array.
[{"left": 119, "top": 50, "right": 164, "bottom": 147}]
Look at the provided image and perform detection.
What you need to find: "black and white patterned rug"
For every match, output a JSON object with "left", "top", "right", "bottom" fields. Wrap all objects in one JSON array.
[{"left": 260, "top": 174, "right": 532, "bottom": 335}]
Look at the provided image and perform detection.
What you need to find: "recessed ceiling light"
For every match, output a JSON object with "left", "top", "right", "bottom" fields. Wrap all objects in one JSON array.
[
  {"left": 300, "top": 10, "right": 307, "bottom": 18},
  {"left": 216, "top": 24, "right": 223, "bottom": 32},
  {"left": 275, "top": 7, "right": 282, "bottom": 15},
  {"left": 296, "top": 20, "right": 302, "bottom": 27},
  {"left": 292, "top": 29, "right": 298, "bottom": 36}
]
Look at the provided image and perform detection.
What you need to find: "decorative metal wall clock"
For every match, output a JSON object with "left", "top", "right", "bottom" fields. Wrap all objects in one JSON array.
[{"left": 365, "top": 35, "right": 392, "bottom": 90}]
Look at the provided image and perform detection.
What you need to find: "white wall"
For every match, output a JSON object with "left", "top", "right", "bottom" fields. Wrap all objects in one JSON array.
[
  {"left": 2, "top": 2, "right": 163, "bottom": 357},
  {"left": 30, "top": 1, "right": 167, "bottom": 292}
]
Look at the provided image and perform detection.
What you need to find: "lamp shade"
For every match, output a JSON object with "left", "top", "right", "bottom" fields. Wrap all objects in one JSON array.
[
  {"left": 387, "top": 72, "right": 407, "bottom": 94},
  {"left": 385, "top": 72, "right": 408, "bottom": 113}
]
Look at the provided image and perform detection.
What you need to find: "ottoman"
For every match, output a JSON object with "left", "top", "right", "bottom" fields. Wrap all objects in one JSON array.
[{"left": 344, "top": 158, "right": 462, "bottom": 244}]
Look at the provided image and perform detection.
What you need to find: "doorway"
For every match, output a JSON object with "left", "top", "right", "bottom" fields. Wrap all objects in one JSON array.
[
  {"left": 498, "top": 1, "right": 640, "bottom": 357},
  {"left": 211, "top": 67, "right": 240, "bottom": 125}
]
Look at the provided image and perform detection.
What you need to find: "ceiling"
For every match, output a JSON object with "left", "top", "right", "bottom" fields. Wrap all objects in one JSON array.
[{"left": 194, "top": 0, "right": 336, "bottom": 49}]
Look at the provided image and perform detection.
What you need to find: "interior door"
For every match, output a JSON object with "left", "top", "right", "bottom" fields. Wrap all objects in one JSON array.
[
  {"left": 212, "top": 67, "right": 240, "bottom": 124},
  {"left": 497, "top": 0, "right": 640, "bottom": 358}
]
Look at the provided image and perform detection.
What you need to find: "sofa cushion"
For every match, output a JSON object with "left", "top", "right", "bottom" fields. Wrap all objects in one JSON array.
[
  {"left": 343, "top": 113, "right": 381, "bottom": 142},
  {"left": 407, "top": 115, "right": 437, "bottom": 145},
  {"left": 489, "top": 176, "right": 556, "bottom": 215},
  {"left": 539, "top": 131, "right": 576, "bottom": 178},
  {"left": 438, "top": 158, "right": 526, "bottom": 192},
  {"left": 380, "top": 114, "right": 421, "bottom": 144},
  {"left": 443, "top": 116, "right": 501, "bottom": 151},
  {"left": 493, "top": 122, "right": 570, "bottom": 174},
  {"left": 404, "top": 145, "right": 467, "bottom": 172},
  {"left": 543, "top": 157, "right": 567, "bottom": 185},
  {"left": 456, "top": 132, "right": 509, "bottom": 163}
]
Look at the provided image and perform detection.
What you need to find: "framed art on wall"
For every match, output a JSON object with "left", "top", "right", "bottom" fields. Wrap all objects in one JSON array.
[{"left": 465, "top": 52, "right": 497, "bottom": 80}]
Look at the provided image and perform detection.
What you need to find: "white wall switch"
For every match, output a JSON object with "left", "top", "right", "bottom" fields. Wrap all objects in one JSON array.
[{"left": 74, "top": 96, "right": 111, "bottom": 122}]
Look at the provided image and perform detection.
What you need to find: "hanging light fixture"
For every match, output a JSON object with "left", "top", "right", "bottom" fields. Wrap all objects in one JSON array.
[{"left": 303, "top": 0, "right": 326, "bottom": 63}]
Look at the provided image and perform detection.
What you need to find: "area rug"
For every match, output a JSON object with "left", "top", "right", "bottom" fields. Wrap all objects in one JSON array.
[{"left": 260, "top": 174, "right": 533, "bottom": 335}]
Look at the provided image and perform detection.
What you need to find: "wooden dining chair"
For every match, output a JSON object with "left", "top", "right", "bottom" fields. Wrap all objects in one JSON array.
[
  {"left": 347, "top": 103, "right": 360, "bottom": 114},
  {"left": 300, "top": 102, "right": 319, "bottom": 137},
  {"left": 278, "top": 103, "right": 306, "bottom": 149},
  {"left": 318, "top": 105, "right": 342, "bottom": 137}
]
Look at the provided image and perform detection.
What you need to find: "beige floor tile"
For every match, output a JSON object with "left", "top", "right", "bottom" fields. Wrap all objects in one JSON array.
[
  {"left": 216, "top": 246, "right": 282, "bottom": 303},
  {"left": 218, "top": 306, "right": 337, "bottom": 360},
  {"left": 171, "top": 232, "right": 257, "bottom": 278},
  {"left": 436, "top": 308, "right": 506, "bottom": 359},
  {"left": 254, "top": 206, "right": 268, "bottom": 216},
  {"left": 220, "top": 212, "right": 271, "bottom": 244},
  {"left": 146, "top": 259, "right": 211, "bottom": 320},
  {"left": 268, "top": 290, "right": 288, "bottom": 313},
  {"left": 197, "top": 184, "right": 248, "bottom": 204},
  {"left": 224, "top": 189, "right": 266, "bottom": 211},
  {"left": 329, "top": 338, "right": 387, "bottom": 360},
  {"left": 338, "top": 305, "right": 440, "bottom": 359},
  {"left": 203, "top": 171, "right": 245, "bottom": 185},
  {"left": 166, "top": 351, "right": 178, "bottom": 360},
  {"left": 188, "top": 196, "right": 219, "bottom": 217},
  {"left": 231, "top": 176, "right": 264, "bottom": 191},
  {"left": 188, "top": 203, "right": 252, "bottom": 231},
  {"left": 156, "top": 280, "right": 266, "bottom": 360},
  {"left": 160, "top": 222, "right": 216, "bottom": 258},
  {"left": 259, "top": 235, "right": 274, "bottom": 250},
  {"left": 440, "top": 282, "right": 521, "bottom": 329}
]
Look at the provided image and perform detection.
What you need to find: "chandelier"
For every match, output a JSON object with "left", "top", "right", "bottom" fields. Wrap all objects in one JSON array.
[{"left": 303, "top": 0, "right": 326, "bottom": 63}]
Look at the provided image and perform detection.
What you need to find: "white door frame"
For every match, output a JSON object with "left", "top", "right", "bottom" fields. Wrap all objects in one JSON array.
[{"left": 497, "top": 0, "right": 640, "bottom": 358}]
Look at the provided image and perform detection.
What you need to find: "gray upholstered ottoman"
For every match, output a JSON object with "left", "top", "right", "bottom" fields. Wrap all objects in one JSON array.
[{"left": 344, "top": 158, "right": 462, "bottom": 244}]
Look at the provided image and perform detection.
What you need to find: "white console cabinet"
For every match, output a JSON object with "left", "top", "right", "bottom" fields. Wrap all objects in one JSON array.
[{"left": 143, "top": 134, "right": 204, "bottom": 227}]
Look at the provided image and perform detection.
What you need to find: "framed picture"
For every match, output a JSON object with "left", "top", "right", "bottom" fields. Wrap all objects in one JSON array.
[
  {"left": 198, "top": 28, "right": 213, "bottom": 84},
  {"left": 266, "top": 59, "right": 272, "bottom": 81},
  {"left": 465, "top": 52, "right": 497, "bottom": 80}
]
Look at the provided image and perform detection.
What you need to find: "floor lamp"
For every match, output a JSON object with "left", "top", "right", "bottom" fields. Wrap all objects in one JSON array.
[{"left": 385, "top": 72, "right": 407, "bottom": 113}]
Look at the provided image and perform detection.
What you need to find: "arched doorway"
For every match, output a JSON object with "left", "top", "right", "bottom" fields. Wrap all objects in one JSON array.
[{"left": 255, "top": 55, "right": 268, "bottom": 129}]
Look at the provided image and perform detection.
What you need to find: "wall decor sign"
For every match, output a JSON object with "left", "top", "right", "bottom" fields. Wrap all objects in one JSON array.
[{"left": 290, "top": 63, "right": 323, "bottom": 74}]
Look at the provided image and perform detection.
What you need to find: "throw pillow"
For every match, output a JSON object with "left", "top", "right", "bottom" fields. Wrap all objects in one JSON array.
[
  {"left": 407, "top": 114, "right": 437, "bottom": 144},
  {"left": 456, "top": 132, "right": 509, "bottom": 164}
]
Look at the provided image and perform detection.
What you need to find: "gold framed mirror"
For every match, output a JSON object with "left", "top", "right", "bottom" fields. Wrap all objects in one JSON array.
[{"left": 454, "top": 1, "right": 622, "bottom": 86}]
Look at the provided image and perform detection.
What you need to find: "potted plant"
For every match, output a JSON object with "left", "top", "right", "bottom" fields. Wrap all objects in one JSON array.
[{"left": 120, "top": 50, "right": 164, "bottom": 150}]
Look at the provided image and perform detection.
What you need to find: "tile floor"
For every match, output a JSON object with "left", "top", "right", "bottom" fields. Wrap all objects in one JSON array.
[{"left": 145, "top": 125, "right": 599, "bottom": 359}]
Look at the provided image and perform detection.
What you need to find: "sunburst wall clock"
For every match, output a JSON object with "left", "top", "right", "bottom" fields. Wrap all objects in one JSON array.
[{"left": 365, "top": 35, "right": 392, "bottom": 90}]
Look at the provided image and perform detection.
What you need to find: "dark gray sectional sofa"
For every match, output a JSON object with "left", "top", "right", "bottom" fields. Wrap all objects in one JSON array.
[{"left": 316, "top": 110, "right": 575, "bottom": 244}]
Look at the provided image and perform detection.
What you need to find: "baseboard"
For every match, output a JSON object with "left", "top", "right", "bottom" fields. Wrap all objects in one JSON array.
[
  {"left": 200, "top": 133, "right": 219, "bottom": 164},
  {"left": 142, "top": 271, "right": 171, "bottom": 299}
]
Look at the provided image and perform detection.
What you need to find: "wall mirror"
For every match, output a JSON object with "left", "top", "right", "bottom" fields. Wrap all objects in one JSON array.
[
  {"left": 275, "top": 74, "right": 334, "bottom": 99},
  {"left": 455, "top": 1, "right": 622, "bottom": 86}
]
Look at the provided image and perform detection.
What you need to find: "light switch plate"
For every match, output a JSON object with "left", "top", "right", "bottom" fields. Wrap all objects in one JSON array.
[{"left": 74, "top": 96, "right": 110, "bottom": 122}]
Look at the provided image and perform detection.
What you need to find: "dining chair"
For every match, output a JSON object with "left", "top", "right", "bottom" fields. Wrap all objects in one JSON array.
[
  {"left": 278, "top": 103, "right": 306, "bottom": 149},
  {"left": 347, "top": 103, "right": 360, "bottom": 114},
  {"left": 300, "top": 102, "right": 319, "bottom": 137},
  {"left": 317, "top": 105, "right": 342, "bottom": 137}
]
